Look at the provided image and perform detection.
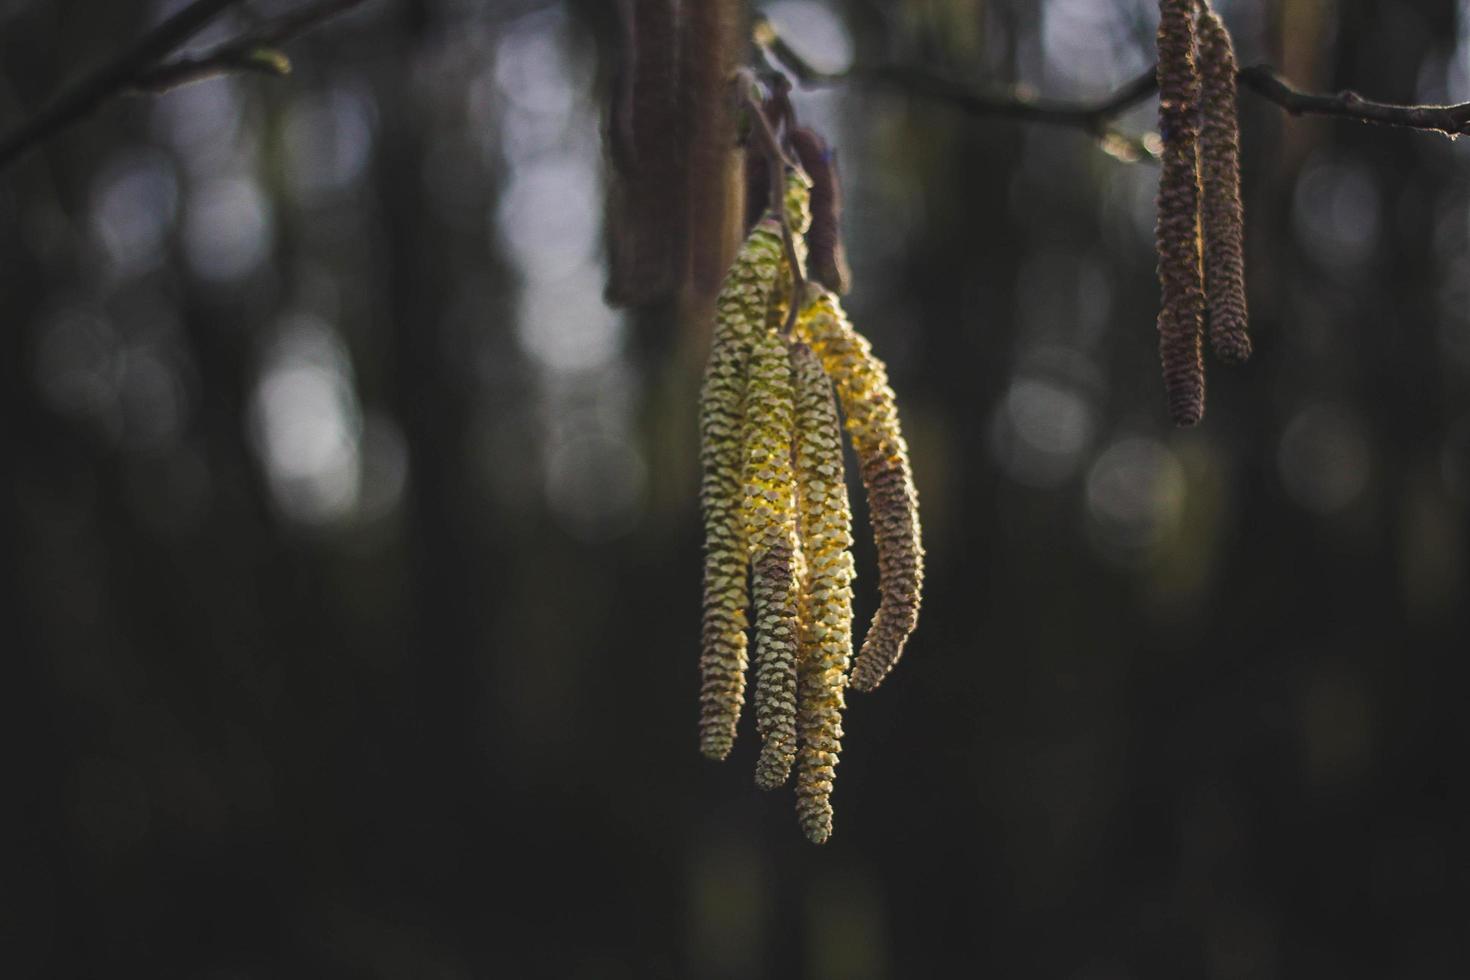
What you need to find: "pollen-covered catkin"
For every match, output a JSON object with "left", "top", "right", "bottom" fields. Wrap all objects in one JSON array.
[
  {"left": 743, "top": 328, "right": 801, "bottom": 789},
  {"left": 1156, "top": 0, "right": 1207, "bottom": 426},
  {"left": 790, "top": 342, "right": 854, "bottom": 843},
  {"left": 698, "top": 217, "right": 786, "bottom": 760},
  {"left": 795, "top": 287, "right": 923, "bottom": 692},
  {"left": 1197, "top": 5, "right": 1251, "bottom": 365}
]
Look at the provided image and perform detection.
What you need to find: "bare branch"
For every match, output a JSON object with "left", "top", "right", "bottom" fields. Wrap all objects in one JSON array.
[
  {"left": 756, "top": 15, "right": 1470, "bottom": 145},
  {"left": 1236, "top": 65, "right": 1470, "bottom": 136},
  {"left": 0, "top": 0, "right": 242, "bottom": 169},
  {"left": 134, "top": 0, "right": 367, "bottom": 93},
  {"left": 0, "top": 0, "right": 369, "bottom": 172}
]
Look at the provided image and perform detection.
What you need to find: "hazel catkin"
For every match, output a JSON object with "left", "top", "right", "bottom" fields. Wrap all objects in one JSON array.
[
  {"left": 698, "top": 216, "right": 786, "bottom": 760},
  {"left": 1197, "top": 4, "right": 1251, "bottom": 365},
  {"left": 795, "top": 287, "right": 923, "bottom": 693},
  {"left": 1155, "top": 0, "right": 1207, "bottom": 426},
  {"left": 790, "top": 342, "right": 855, "bottom": 842},
  {"left": 698, "top": 143, "right": 920, "bottom": 842},
  {"left": 743, "top": 328, "right": 801, "bottom": 789}
]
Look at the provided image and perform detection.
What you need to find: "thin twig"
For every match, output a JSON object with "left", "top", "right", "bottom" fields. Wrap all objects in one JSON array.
[
  {"left": 0, "top": 0, "right": 368, "bottom": 171},
  {"left": 133, "top": 0, "right": 368, "bottom": 93},
  {"left": 756, "top": 15, "right": 1470, "bottom": 142},
  {"left": 0, "top": 0, "right": 243, "bottom": 169}
]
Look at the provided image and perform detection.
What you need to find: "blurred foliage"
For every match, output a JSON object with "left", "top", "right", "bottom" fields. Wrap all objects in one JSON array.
[{"left": 3, "top": 0, "right": 1468, "bottom": 976}]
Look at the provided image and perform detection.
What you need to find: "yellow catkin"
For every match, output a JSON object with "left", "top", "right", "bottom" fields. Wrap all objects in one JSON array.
[
  {"left": 698, "top": 216, "right": 785, "bottom": 760},
  {"left": 743, "top": 328, "right": 801, "bottom": 789},
  {"left": 790, "top": 342, "right": 855, "bottom": 843},
  {"left": 795, "top": 287, "right": 923, "bottom": 692}
]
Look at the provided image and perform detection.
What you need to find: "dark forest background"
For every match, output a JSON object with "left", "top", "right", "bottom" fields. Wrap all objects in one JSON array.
[{"left": 4, "top": 0, "right": 1469, "bottom": 976}]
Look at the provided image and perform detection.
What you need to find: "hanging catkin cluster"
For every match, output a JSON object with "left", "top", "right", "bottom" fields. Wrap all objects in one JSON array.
[
  {"left": 1154, "top": 0, "right": 1250, "bottom": 426},
  {"left": 698, "top": 166, "right": 922, "bottom": 843}
]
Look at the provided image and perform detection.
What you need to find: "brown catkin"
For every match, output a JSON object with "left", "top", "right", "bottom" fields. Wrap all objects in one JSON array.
[
  {"left": 1156, "top": 0, "right": 1206, "bottom": 426},
  {"left": 787, "top": 127, "right": 852, "bottom": 296},
  {"left": 698, "top": 218, "right": 786, "bottom": 760},
  {"left": 791, "top": 343, "right": 855, "bottom": 843},
  {"left": 743, "top": 329, "right": 801, "bottom": 789},
  {"left": 795, "top": 288, "right": 923, "bottom": 692},
  {"left": 1197, "top": 5, "right": 1251, "bottom": 365}
]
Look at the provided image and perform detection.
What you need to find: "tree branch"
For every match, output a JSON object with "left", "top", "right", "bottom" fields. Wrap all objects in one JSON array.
[
  {"left": 756, "top": 16, "right": 1470, "bottom": 147},
  {"left": 1235, "top": 65, "right": 1470, "bottom": 136},
  {"left": 0, "top": 0, "right": 369, "bottom": 171},
  {"left": 132, "top": 0, "right": 367, "bottom": 93}
]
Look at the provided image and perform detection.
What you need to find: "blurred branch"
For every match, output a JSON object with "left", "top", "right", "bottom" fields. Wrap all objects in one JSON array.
[
  {"left": 0, "top": 0, "right": 367, "bottom": 171},
  {"left": 756, "top": 15, "right": 1470, "bottom": 147},
  {"left": 757, "top": 17, "right": 1157, "bottom": 135},
  {"left": 132, "top": 0, "right": 367, "bottom": 92}
]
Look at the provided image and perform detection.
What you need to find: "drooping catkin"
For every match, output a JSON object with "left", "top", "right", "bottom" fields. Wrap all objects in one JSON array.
[
  {"left": 1197, "top": 5, "right": 1251, "bottom": 365},
  {"left": 1155, "top": 0, "right": 1207, "bottom": 426},
  {"left": 698, "top": 217, "right": 786, "bottom": 760},
  {"left": 795, "top": 288, "right": 923, "bottom": 692},
  {"left": 743, "top": 329, "right": 801, "bottom": 789},
  {"left": 787, "top": 127, "right": 852, "bottom": 296},
  {"left": 790, "top": 343, "right": 854, "bottom": 843}
]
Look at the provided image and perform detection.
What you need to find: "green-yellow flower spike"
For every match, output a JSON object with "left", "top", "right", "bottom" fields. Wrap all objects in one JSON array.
[
  {"left": 795, "top": 287, "right": 924, "bottom": 693},
  {"left": 698, "top": 216, "right": 786, "bottom": 760},
  {"left": 743, "top": 328, "right": 801, "bottom": 789},
  {"left": 790, "top": 343, "right": 855, "bottom": 843}
]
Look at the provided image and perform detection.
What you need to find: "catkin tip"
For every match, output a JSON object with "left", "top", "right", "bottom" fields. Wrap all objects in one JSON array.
[
  {"left": 700, "top": 734, "right": 733, "bottom": 761},
  {"left": 756, "top": 736, "right": 796, "bottom": 789},
  {"left": 1210, "top": 323, "right": 1252, "bottom": 365},
  {"left": 802, "top": 817, "right": 833, "bottom": 845}
]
